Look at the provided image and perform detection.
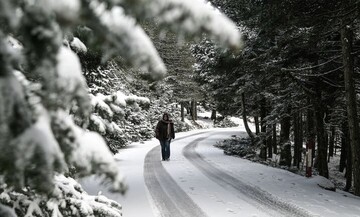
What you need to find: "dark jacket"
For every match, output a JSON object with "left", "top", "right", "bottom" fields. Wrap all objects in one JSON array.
[{"left": 155, "top": 120, "right": 175, "bottom": 140}]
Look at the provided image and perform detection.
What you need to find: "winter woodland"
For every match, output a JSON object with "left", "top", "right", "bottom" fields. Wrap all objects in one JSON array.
[
  {"left": 0, "top": 0, "right": 240, "bottom": 216},
  {"left": 1, "top": 0, "right": 360, "bottom": 217}
]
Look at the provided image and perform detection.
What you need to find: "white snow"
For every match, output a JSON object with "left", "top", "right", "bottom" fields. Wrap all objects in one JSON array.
[
  {"left": 197, "top": 111, "right": 212, "bottom": 119},
  {"left": 6, "top": 35, "right": 22, "bottom": 50},
  {"left": 313, "top": 176, "right": 336, "bottom": 191},
  {"left": 23, "top": 199, "right": 42, "bottom": 217},
  {"left": 74, "top": 127, "right": 126, "bottom": 193},
  {"left": 91, "top": 3, "right": 166, "bottom": 80},
  {"left": 56, "top": 46, "right": 85, "bottom": 88},
  {"left": 48, "top": 175, "right": 122, "bottom": 217},
  {"left": 80, "top": 125, "right": 360, "bottom": 217},
  {"left": 229, "top": 116, "right": 243, "bottom": 126},
  {"left": 11, "top": 113, "right": 67, "bottom": 184},
  {"left": 114, "top": 91, "right": 127, "bottom": 107},
  {"left": 88, "top": 91, "right": 150, "bottom": 136},
  {"left": 0, "top": 192, "right": 11, "bottom": 203},
  {"left": 48, "top": 0, "right": 81, "bottom": 24},
  {"left": 110, "top": 122, "right": 124, "bottom": 134},
  {"left": 90, "top": 114, "right": 106, "bottom": 134},
  {"left": 144, "top": 0, "right": 243, "bottom": 49},
  {"left": 90, "top": 93, "right": 114, "bottom": 118},
  {"left": 70, "top": 37, "right": 87, "bottom": 53},
  {"left": 126, "top": 95, "right": 150, "bottom": 105},
  {"left": 55, "top": 46, "right": 90, "bottom": 111}
]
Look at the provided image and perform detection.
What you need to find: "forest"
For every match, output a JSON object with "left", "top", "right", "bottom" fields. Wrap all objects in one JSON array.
[
  {"left": 192, "top": 0, "right": 360, "bottom": 196},
  {"left": 0, "top": 0, "right": 240, "bottom": 216},
  {"left": 1, "top": 0, "right": 360, "bottom": 216}
]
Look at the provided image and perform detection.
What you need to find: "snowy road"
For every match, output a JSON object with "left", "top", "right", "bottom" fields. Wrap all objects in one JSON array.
[
  {"left": 182, "top": 135, "right": 311, "bottom": 217},
  {"left": 80, "top": 128, "right": 360, "bottom": 217},
  {"left": 144, "top": 137, "right": 207, "bottom": 217}
]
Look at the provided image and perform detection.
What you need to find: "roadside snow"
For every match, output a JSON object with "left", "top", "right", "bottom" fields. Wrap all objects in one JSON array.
[
  {"left": 70, "top": 37, "right": 87, "bottom": 53},
  {"left": 193, "top": 131, "right": 360, "bottom": 217},
  {"left": 80, "top": 126, "right": 360, "bottom": 217},
  {"left": 229, "top": 116, "right": 243, "bottom": 126}
]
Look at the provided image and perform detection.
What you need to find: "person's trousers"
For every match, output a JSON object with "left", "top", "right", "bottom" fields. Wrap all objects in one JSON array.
[{"left": 159, "top": 139, "right": 171, "bottom": 160}]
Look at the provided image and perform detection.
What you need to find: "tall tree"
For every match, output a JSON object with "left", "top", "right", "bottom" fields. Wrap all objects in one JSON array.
[
  {"left": 341, "top": 2, "right": 360, "bottom": 194},
  {"left": 192, "top": 0, "right": 360, "bottom": 196}
]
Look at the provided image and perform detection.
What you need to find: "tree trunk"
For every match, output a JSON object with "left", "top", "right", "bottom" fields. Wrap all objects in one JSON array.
[
  {"left": 279, "top": 109, "right": 291, "bottom": 167},
  {"left": 190, "top": 99, "right": 196, "bottom": 121},
  {"left": 186, "top": 104, "right": 190, "bottom": 114},
  {"left": 241, "top": 93, "right": 255, "bottom": 142},
  {"left": 342, "top": 20, "right": 360, "bottom": 195},
  {"left": 314, "top": 87, "right": 329, "bottom": 178},
  {"left": 307, "top": 101, "right": 315, "bottom": 166},
  {"left": 293, "top": 111, "right": 302, "bottom": 168},
  {"left": 345, "top": 133, "right": 353, "bottom": 192},
  {"left": 279, "top": 76, "right": 291, "bottom": 167},
  {"left": 334, "top": 134, "right": 339, "bottom": 155},
  {"left": 189, "top": 101, "right": 192, "bottom": 117},
  {"left": 267, "top": 124, "right": 273, "bottom": 159},
  {"left": 211, "top": 109, "right": 217, "bottom": 121},
  {"left": 340, "top": 121, "right": 348, "bottom": 173},
  {"left": 181, "top": 103, "right": 185, "bottom": 122},
  {"left": 328, "top": 126, "right": 335, "bottom": 160},
  {"left": 260, "top": 97, "right": 267, "bottom": 159},
  {"left": 254, "top": 116, "right": 260, "bottom": 135},
  {"left": 340, "top": 118, "right": 352, "bottom": 191},
  {"left": 293, "top": 112, "right": 299, "bottom": 167},
  {"left": 272, "top": 124, "right": 277, "bottom": 154},
  {"left": 194, "top": 100, "right": 198, "bottom": 120},
  {"left": 299, "top": 112, "right": 303, "bottom": 164}
]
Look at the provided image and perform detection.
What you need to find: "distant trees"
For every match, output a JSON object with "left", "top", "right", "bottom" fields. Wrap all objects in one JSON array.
[
  {"left": 145, "top": 24, "right": 204, "bottom": 122},
  {"left": 193, "top": 0, "right": 360, "bottom": 196}
]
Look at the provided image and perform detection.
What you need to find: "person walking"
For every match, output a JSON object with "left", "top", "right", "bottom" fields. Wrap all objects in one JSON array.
[{"left": 155, "top": 113, "right": 175, "bottom": 161}]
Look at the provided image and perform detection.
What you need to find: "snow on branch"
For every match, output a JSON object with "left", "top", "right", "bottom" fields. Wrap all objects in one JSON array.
[
  {"left": 70, "top": 37, "right": 87, "bottom": 53},
  {"left": 73, "top": 128, "right": 127, "bottom": 193},
  {"left": 121, "top": 0, "right": 243, "bottom": 50},
  {"left": 0, "top": 175, "right": 122, "bottom": 217},
  {"left": 88, "top": 91, "right": 150, "bottom": 138},
  {"left": 51, "top": 110, "right": 127, "bottom": 194},
  {"left": 83, "top": 0, "right": 166, "bottom": 80},
  {"left": 56, "top": 47, "right": 90, "bottom": 109},
  {"left": 9, "top": 113, "right": 67, "bottom": 193},
  {"left": 54, "top": 175, "right": 122, "bottom": 216},
  {"left": 154, "top": 0, "right": 242, "bottom": 49}
]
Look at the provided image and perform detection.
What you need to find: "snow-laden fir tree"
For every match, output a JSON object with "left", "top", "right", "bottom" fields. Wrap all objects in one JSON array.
[{"left": 0, "top": 0, "right": 242, "bottom": 216}]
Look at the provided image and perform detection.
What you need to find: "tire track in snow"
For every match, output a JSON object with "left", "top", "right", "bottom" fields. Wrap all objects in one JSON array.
[
  {"left": 144, "top": 132, "right": 208, "bottom": 217},
  {"left": 183, "top": 137, "right": 314, "bottom": 217}
]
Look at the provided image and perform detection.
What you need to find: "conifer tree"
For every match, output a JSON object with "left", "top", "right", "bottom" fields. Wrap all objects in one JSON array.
[
  {"left": 195, "top": 0, "right": 360, "bottom": 195},
  {"left": 0, "top": 0, "right": 242, "bottom": 215}
]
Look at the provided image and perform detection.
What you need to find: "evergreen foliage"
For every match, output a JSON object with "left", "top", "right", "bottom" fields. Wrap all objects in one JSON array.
[
  {"left": 193, "top": 0, "right": 360, "bottom": 195},
  {"left": 0, "top": 0, "right": 242, "bottom": 215}
]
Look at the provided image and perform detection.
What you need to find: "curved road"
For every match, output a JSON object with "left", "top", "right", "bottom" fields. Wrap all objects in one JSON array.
[
  {"left": 144, "top": 133, "right": 208, "bottom": 217},
  {"left": 144, "top": 131, "right": 314, "bottom": 217},
  {"left": 80, "top": 129, "right": 360, "bottom": 217},
  {"left": 183, "top": 136, "right": 312, "bottom": 217}
]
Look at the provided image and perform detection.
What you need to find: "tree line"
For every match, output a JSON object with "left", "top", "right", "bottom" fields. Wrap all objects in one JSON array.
[{"left": 192, "top": 0, "right": 360, "bottom": 196}]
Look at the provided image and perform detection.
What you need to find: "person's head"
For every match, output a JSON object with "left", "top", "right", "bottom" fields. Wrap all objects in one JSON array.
[{"left": 162, "top": 113, "right": 169, "bottom": 121}]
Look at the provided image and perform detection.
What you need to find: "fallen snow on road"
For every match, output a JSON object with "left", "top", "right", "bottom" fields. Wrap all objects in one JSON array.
[
  {"left": 80, "top": 127, "right": 360, "bottom": 217},
  {"left": 192, "top": 132, "right": 360, "bottom": 217}
]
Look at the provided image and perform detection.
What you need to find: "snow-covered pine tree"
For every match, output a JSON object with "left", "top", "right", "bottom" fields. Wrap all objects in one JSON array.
[{"left": 0, "top": 0, "right": 242, "bottom": 216}]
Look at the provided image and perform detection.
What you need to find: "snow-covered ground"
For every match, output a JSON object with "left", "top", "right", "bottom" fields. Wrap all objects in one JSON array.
[{"left": 80, "top": 125, "right": 360, "bottom": 217}]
